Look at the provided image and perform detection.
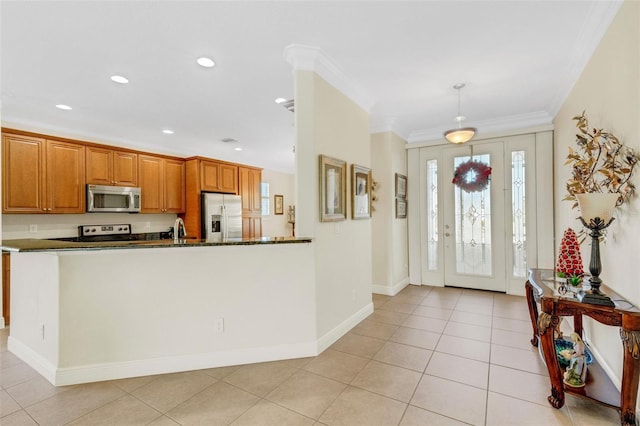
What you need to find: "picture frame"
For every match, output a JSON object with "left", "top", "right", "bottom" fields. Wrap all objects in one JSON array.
[
  {"left": 396, "top": 198, "right": 407, "bottom": 219},
  {"left": 319, "top": 155, "right": 347, "bottom": 222},
  {"left": 395, "top": 173, "right": 407, "bottom": 199},
  {"left": 351, "top": 164, "right": 372, "bottom": 219},
  {"left": 274, "top": 194, "right": 284, "bottom": 215}
]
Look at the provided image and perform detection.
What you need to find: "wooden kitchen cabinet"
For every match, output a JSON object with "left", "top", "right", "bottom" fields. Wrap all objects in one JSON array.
[
  {"left": 86, "top": 146, "right": 137, "bottom": 186},
  {"left": 242, "top": 216, "right": 262, "bottom": 239},
  {"left": 239, "top": 166, "right": 262, "bottom": 238},
  {"left": 200, "top": 160, "right": 238, "bottom": 194},
  {"left": 2, "top": 133, "right": 85, "bottom": 213},
  {"left": 138, "top": 154, "right": 185, "bottom": 213}
]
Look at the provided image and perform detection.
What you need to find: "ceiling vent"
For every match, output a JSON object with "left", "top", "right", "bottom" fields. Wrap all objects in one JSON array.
[
  {"left": 281, "top": 99, "right": 294, "bottom": 112},
  {"left": 221, "top": 138, "right": 238, "bottom": 143}
]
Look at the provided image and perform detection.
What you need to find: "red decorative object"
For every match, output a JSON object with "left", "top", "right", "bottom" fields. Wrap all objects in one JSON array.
[
  {"left": 556, "top": 228, "right": 584, "bottom": 281},
  {"left": 452, "top": 160, "right": 492, "bottom": 193}
]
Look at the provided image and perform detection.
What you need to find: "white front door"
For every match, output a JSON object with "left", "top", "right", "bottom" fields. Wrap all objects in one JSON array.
[{"left": 442, "top": 142, "right": 506, "bottom": 291}]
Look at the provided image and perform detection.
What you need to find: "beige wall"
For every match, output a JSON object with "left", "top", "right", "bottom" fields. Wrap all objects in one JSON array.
[
  {"left": 261, "top": 169, "right": 295, "bottom": 238},
  {"left": 553, "top": 0, "right": 639, "bottom": 396},
  {"left": 371, "top": 131, "right": 409, "bottom": 294},
  {"left": 294, "top": 71, "right": 373, "bottom": 344}
]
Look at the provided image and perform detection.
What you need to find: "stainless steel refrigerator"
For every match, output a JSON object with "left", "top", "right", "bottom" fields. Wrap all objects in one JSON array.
[{"left": 201, "top": 193, "right": 242, "bottom": 242}]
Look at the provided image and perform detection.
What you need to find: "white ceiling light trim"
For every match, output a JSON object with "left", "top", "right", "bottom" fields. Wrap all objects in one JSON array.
[
  {"left": 110, "top": 75, "right": 129, "bottom": 84},
  {"left": 284, "top": 44, "right": 374, "bottom": 112},
  {"left": 196, "top": 57, "right": 215, "bottom": 68},
  {"left": 55, "top": 104, "right": 72, "bottom": 110}
]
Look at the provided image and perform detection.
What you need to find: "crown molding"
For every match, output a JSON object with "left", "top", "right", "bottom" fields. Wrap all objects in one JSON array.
[
  {"left": 407, "top": 110, "right": 554, "bottom": 144},
  {"left": 369, "top": 116, "right": 409, "bottom": 141},
  {"left": 546, "top": 0, "right": 623, "bottom": 117},
  {"left": 284, "top": 44, "right": 374, "bottom": 113}
]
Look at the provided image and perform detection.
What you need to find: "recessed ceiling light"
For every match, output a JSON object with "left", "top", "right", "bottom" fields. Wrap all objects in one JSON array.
[
  {"left": 110, "top": 75, "right": 129, "bottom": 84},
  {"left": 55, "top": 104, "right": 72, "bottom": 110},
  {"left": 234, "top": 147, "right": 243, "bottom": 151},
  {"left": 274, "top": 98, "right": 287, "bottom": 104},
  {"left": 196, "top": 57, "right": 215, "bottom": 68},
  {"left": 162, "top": 129, "right": 174, "bottom": 134}
]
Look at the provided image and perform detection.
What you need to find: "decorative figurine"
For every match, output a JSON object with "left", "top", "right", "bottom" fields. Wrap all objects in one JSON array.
[{"left": 563, "top": 333, "right": 588, "bottom": 387}]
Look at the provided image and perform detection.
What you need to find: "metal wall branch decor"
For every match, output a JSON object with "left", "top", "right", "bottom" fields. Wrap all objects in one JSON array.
[{"left": 564, "top": 111, "right": 638, "bottom": 209}]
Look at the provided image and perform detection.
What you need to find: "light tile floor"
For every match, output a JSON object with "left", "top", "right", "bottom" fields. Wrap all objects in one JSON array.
[{"left": 0, "top": 285, "right": 623, "bottom": 425}]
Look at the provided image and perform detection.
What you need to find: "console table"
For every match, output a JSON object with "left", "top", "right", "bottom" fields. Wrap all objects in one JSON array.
[{"left": 525, "top": 268, "right": 640, "bottom": 426}]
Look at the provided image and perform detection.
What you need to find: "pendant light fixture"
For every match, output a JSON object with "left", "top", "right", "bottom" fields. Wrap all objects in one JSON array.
[{"left": 444, "top": 83, "right": 477, "bottom": 144}]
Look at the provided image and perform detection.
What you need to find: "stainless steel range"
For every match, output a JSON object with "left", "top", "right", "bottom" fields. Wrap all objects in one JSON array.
[{"left": 50, "top": 224, "right": 171, "bottom": 243}]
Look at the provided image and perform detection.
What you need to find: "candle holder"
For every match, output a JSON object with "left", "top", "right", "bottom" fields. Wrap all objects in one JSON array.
[{"left": 577, "top": 216, "right": 615, "bottom": 307}]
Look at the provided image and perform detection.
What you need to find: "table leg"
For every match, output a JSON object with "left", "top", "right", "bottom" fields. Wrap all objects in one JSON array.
[
  {"left": 574, "top": 315, "right": 583, "bottom": 338},
  {"left": 525, "top": 280, "right": 539, "bottom": 347},
  {"left": 619, "top": 329, "right": 640, "bottom": 426},
  {"left": 538, "top": 311, "right": 565, "bottom": 409}
]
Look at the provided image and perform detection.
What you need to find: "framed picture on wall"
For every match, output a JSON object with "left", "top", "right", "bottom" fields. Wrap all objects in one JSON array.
[
  {"left": 351, "top": 164, "right": 372, "bottom": 219},
  {"left": 396, "top": 198, "right": 407, "bottom": 219},
  {"left": 319, "top": 155, "right": 347, "bottom": 222},
  {"left": 395, "top": 173, "right": 407, "bottom": 199},
  {"left": 274, "top": 194, "right": 284, "bottom": 215}
]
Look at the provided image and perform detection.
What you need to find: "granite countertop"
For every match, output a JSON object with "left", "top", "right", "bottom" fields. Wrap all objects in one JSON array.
[{"left": 1, "top": 236, "right": 312, "bottom": 252}]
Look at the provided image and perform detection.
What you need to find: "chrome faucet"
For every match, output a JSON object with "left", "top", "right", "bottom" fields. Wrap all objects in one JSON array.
[{"left": 173, "top": 217, "right": 187, "bottom": 242}]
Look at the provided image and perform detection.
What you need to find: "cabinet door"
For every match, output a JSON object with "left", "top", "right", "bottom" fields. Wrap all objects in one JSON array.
[
  {"left": 138, "top": 155, "right": 164, "bottom": 213},
  {"left": 113, "top": 151, "right": 138, "bottom": 186},
  {"left": 242, "top": 216, "right": 262, "bottom": 238},
  {"left": 239, "top": 167, "right": 252, "bottom": 214},
  {"left": 219, "top": 164, "right": 238, "bottom": 194},
  {"left": 47, "top": 140, "right": 86, "bottom": 213},
  {"left": 249, "top": 169, "right": 262, "bottom": 214},
  {"left": 86, "top": 146, "right": 113, "bottom": 185},
  {"left": 2, "top": 134, "right": 46, "bottom": 213},
  {"left": 200, "top": 161, "right": 220, "bottom": 192},
  {"left": 164, "top": 159, "right": 185, "bottom": 213}
]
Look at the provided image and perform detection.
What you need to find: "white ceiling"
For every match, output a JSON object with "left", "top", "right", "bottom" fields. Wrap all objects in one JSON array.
[{"left": 0, "top": 1, "right": 622, "bottom": 174}]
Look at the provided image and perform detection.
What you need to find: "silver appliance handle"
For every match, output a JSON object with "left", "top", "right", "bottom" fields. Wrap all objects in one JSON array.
[
  {"left": 222, "top": 204, "right": 227, "bottom": 241},
  {"left": 88, "top": 190, "right": 94, "bottom": 211}
]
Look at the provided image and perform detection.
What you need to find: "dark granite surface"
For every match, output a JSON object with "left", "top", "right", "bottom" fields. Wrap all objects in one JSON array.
[{"left": 1, "top": 236, "right": 312, "bottom": 252}]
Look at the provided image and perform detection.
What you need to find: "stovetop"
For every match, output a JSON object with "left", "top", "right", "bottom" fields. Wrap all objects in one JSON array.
[{"left": 50, "top": 224, "right": 172, "bottom": 242}]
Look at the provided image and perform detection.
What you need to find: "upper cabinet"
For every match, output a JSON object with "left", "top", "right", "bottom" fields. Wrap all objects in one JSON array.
[
  {"left": 138, "top": 154, "right": 185, "bottom": 213},
  {"left": 239, "top": 166, "right": 262, "bottom": 216},
  {"left": 200, "top": 160, "right": 238, "bottom": 194},
  {"left": 86, "top": 146, "right": 137, "bottom": 187},
  {"left": 2, "top": 133, "right": 85, "bottom": 213}
]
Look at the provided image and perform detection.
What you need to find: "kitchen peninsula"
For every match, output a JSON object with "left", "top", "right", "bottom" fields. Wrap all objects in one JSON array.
[{"left": 2, "top": 237, "right": 317, "bottom": 386}]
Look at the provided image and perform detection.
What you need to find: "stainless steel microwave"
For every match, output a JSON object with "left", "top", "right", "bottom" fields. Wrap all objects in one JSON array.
[{"left": 87, "top": 184, "right": 141, "bottom": 213}]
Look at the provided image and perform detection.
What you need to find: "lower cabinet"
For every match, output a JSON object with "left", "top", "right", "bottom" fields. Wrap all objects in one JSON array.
[{"left": 242, "top": 216, "right": 262, "bottom": 239}]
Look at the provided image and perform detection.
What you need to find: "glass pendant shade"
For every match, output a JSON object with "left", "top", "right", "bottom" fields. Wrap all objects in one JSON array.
[
  {"left": 576, "top": 193, "right": 619, "bottom": 222},
  {"left": 444, "top": 127, "right": 477, "bottom": 144}
]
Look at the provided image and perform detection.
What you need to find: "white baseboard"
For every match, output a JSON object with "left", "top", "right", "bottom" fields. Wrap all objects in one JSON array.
[
  {"left": 7, "top": 336, "right": 57, "bottom": 384},
  {"left": 10, "top": 335, "right": 317, "bottom": 386},
  {"left": 372, "top": 276, "right": 410, "bottom": 296},
  {"left": 316, "top": 302, "right": 374, "bottom": 353}
]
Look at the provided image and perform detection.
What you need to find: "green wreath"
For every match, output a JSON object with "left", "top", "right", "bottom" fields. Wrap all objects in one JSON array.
[{"left": 452, "top": 160, "right": 492, "bottom": 193}]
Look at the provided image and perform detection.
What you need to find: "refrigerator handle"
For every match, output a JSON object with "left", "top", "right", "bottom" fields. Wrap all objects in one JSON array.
[{"left": 222, "top": 204, "right": 227, "bottom": 241}]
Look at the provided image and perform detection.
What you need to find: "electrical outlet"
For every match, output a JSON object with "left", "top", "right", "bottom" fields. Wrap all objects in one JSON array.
[
  {"left": 214, "top": 317, "right": 224, "bottom": 333},
  {"left": 29, "top": 224, "right": 38, "bottom": 233}
]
